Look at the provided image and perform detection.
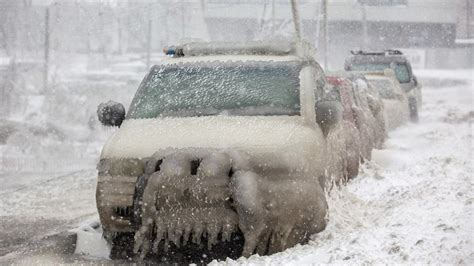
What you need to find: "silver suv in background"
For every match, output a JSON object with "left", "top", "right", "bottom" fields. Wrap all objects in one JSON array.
[{"left": 344, "top": 50, "right": 422, "bottom": 121}]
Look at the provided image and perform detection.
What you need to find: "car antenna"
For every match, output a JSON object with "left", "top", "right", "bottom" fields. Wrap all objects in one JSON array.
[{"left": 290, "top": 0, "right": 302, "bottom": 41}]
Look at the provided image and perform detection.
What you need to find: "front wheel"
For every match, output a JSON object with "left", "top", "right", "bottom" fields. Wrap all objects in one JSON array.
[{"left": 102, "top": 230, "right": 135, "bottom": 260}]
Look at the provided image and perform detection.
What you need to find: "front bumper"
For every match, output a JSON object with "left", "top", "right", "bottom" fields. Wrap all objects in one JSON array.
[{"left": 96, "top": 174, "right": 137, "bottom": 232}]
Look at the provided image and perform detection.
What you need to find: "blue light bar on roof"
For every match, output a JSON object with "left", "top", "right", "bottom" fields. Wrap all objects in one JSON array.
[
  {"left": 163, "top": 46, "right": 184, "bottom": 57},
  {"left": 163, "top": 47, "right": 175, "bottom": 55}
]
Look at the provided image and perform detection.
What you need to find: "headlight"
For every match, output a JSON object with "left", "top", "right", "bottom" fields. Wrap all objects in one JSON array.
[{"left": 97, "top": 158, "right": 145, "bottom": 176}]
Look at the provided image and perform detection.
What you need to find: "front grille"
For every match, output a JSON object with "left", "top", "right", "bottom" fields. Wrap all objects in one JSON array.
[{"left": 114, "top": 206, "right": 133, "bottom": 219}]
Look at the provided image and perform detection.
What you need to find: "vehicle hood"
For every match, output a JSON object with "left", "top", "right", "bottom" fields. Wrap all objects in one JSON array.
[{"left": 100, "top": 116, "right": 323, "bottom": 159}]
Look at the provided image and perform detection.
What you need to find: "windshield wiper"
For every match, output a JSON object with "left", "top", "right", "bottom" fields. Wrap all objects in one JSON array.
[
  {"left": 219, "top": 105, "right": 299, "bottom": 116},
  {"left": 159, "top": 107, "right": 221, "bottom": 118}
]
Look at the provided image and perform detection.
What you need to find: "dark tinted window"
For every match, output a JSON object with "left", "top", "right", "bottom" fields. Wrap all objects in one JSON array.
[{"left": 350, "top": 62, "right": 411, "bottom": 83}]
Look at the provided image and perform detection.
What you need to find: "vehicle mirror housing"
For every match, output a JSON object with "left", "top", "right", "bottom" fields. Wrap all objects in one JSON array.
[
  {"left": 412, "top": 76, "right": 418, "bottom": 86},
  {"left": 97, "top": 101, "right": 126, "bottom": 127},
  {"left": 315, "top": 100, "right": 343, "bottom": 136}
]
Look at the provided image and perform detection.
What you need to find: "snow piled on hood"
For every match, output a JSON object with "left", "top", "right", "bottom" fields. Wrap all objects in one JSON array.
[
  {"left": 213, "top": 84, "right": 473, "bottom": 264},
  {"left": 101, "top": 116, "right": 321, "bottom": 159}
]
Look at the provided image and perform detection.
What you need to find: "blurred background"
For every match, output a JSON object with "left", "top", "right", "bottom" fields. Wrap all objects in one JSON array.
[{"left": 0, "top": 0, "right": 472, "bottom": 174}]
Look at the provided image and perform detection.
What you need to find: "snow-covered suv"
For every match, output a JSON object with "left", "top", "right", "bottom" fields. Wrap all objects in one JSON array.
[
  {"left": 366, "top": 73, "right": 410, "bottom": 130},
  {"left": 96, "top": 41, "right": 345, "bottom": 260},
  {"left": 345, "top": 50, "right": 422, "bottom": 121}
]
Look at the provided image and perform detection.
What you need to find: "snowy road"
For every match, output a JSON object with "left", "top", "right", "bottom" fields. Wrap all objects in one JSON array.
[
  {"left": 0, "top": 170, "right": 97, "bottom": 261},
  {"left": 0, "top": 76, "right": 472, "bottom": 264}
]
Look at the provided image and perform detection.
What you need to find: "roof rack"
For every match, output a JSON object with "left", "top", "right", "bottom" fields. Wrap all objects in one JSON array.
[
  {"left": 164, "top": 41, "right": 295, "bottom": 57},
  {"left": 350, "top": 49, "right": 403, "bottom": 56},
  {"left": 385, "top": 49, "right": 403, "bottom": 55}
]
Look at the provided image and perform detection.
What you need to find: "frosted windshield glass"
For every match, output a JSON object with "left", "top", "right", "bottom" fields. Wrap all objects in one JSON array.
[
  {"left": 351, "top": 63, "right": 410, "bottom": 83},
  {"left": 127, "top": 61, "right": 302, "bottom": 119}
]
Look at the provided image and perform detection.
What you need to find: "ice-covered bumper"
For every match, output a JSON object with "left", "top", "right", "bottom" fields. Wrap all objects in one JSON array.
[
  {"left": 97, "top": 148, "right": 328, "bottom": 258},
  {"left": 96, "top": 158, "right": 145, "bottom": 233}
]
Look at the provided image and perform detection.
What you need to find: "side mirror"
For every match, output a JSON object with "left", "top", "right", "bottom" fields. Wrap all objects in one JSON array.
[
  {"left": 412, "top": 76, "right": 418, "bottom": 87},
  {"left": 97, "top": 101, "right": 125, "bottom": 127},
  {"left": 315, "top": 100, "right": 343, "bottom": 136}
]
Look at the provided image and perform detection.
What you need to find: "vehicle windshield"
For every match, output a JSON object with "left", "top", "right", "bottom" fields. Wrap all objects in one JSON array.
[
  {"left": 127, "top": 61, "right": 302, "bottom": 119},
  {"left": 350, "top": 62, "right": 411, "bottom": 83},
  {"left": 367, "top": 79, "right": 397, "bottom": 99}
]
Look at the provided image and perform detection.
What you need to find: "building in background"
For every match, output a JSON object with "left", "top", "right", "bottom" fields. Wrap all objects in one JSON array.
[
  {"left": 0, "top": 0, "right": 470, "bottom": 70},
  {"left": 204, "top": 0, "right": 472, "bottom": 69},
  {"left": 456, "top": 0, "right": 474, "bottom": 44}
]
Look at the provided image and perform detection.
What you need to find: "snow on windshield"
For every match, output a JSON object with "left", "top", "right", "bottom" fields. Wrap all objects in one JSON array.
[
  {"left": 127, "top": 61, "right": 302, "bottom": 119},
  {"left": 351, "top": 63, "right": 411, "bottom": 83}
]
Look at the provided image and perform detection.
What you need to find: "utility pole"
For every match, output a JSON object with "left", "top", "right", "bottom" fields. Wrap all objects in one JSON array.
[
  {"left": 146, "top": 18, "right": 152, "bottom": 70},
  {"left": 314, "top": 1, "right": 321, "bottom": 50},
  {"left": 201, "top": 0, "right": 206, "bottom": 15},
  {"left": 165, "top": 4, "right": 169, "bottom": 46},
  {"left": 43, "top": 6, "right": 50, "bottom": 94},
  {"left": 467, "top": 0, "right": 471, "bottom": 39},
  {"left": 271, "top": 0, "right": 276, "bottom": 37},
  {"left": 361, "top": 1, "right": 369, "bottom": 50},
  {"left": 290, "top": 0, "right": 302, "bottom": 41},
  {"left": 117, "top": 17, "right": 122, "bottom": 54},
  {"left": 181, "top": 0, "right": 185, "bottom": 39},
  {"left": 99, "top": 9, "right": 106, "bottom": 59},
  {"left": 259, "top": 1, "right": 268, "bottom": 37},
  {"left": 321, "top": 0, "right": 328, "bottom": 69}
]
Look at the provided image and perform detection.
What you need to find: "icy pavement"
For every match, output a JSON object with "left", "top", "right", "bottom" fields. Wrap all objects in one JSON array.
[
  {"left": 0, "top": 170, "right": 97, "bottom": 259},
  {"left": 215, "top": 83, "right": 473, "bottom": 264}
]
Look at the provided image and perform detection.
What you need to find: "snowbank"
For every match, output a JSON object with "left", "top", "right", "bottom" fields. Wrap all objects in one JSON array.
[
  {"left": 213, "top": 83, "right": 473, "bottom": 264},
  {"left": 70, "top": 218, "right": 111, "bottom": 259}
]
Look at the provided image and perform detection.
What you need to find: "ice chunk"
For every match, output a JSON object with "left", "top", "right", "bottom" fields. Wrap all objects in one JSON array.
[{"left": 71, "top": 219, "right": 111, "bottom": 259}]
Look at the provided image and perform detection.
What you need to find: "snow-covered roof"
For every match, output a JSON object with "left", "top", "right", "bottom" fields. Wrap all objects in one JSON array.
[
  {"left": 364, "top": 74, "right": 393, "bottom": 81},
  {"left": 158, "top": 41, "right": 316, "bottom": 65},
  {"left": 157, "top": 54, "right": 302, "bottom": 65},
  {"left": 179, "top": 41, "right": 295, "bottom": 56}
]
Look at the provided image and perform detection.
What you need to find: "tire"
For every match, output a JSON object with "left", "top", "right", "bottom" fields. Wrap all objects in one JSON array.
[
  {"left": 103, "top": 230, "right": 135, "bottom": 260},
  {"left": 409, "top": 98, "right": 419, "bottom": 122},
  {"left": 132, "top": 158, "right": 161, "bottom": 229},
  {"left": 347, "top": 158, "right": 360, "bottom": 180},
  {"left": 132, "top": 174, "right": 150, "bottom": 230}
]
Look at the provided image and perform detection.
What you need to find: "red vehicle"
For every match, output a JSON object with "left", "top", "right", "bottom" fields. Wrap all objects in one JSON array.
[{"left": 326, "top": 76, "right": 362, "bottom": 179}]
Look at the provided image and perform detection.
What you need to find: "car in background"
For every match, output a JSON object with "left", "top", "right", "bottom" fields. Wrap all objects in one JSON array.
[
  {"left": 331, "top": 72, "right": 386, "bottom": 157},
  {"left": 349, "top": 74, "right": 387, "bottom": 149},
  {"left": 365, "top": 74, "right": 410, "bottom": 131},
  {"left": 344, "top": 50, "right": 421, "bottom": 121},
  {"left": 326, "top": 75, "right": 362, "bottom": 179}
]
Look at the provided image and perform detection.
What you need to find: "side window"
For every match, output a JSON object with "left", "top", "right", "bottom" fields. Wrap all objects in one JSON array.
[
  {"left": 353, "top": 78, "right": 367, "bottom": 105},
  {"left": 312, "top": 65, "right": 329, "bottom": 102},
  {"left": 354, "top": 78, "right": 370, "bottom": 107},
  {"left": 316, "top": 73, "right": 326, "bottom": 94},
  {"left": 325, "top": 85, "right": 342, "bottom": 102}
]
